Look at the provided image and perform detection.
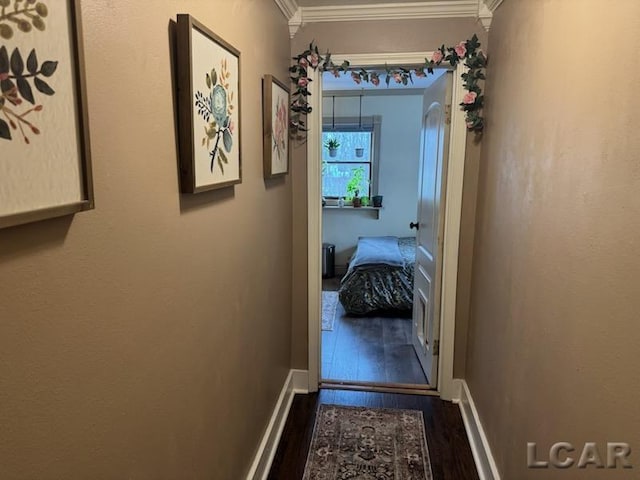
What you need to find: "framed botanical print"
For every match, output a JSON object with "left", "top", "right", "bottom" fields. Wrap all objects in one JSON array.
[
  {"left": 176, "top": 14, "right": 241, "bottom": 193},
  {"left": 0, "top": 0, "right": 93, "bottom": 229},
  {"left": 262, "top": 75, "right": 289, "bottom": 178}
]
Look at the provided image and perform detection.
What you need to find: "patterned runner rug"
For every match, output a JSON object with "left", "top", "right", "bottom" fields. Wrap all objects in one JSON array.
[
  {"left": 303, "top": 404, "right": 433, "bottom": 480},
  {"left": 322, "top": 291, "right": 338, "bottom": 331}
]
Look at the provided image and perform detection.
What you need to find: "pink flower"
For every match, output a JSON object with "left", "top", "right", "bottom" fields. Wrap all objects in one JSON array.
[
  {"left": 414, "top": 69, "right": 426, "bottom": 78},
  {"left": 455, "top": 41, "right": 467, "bottom": 58},
  {"left": 466, "top": 121, "right": 474, "bottom": 129},
  {"left": 351, "top": 72, "right": 361, "bottom": 84},
  {"left": 307, "top": 52, "right": 319, "bottom": 68},
  {"left": 393, "top": 72, "right": 402, "bottom": 83},
  {"left": 463, "top": 91, "right": 477, "bottom": 104},
  {"left": 431, "top": 50, "right": 443, "bottom": 64},
  {"left": 298, "top": 57, "right": 309, "bottom": 68},
  {"left": 297, "top": 76, "right": 309, "bottom": 87},
  {"left": 371, "top": 75, "right": 380, "bottom": 86}
]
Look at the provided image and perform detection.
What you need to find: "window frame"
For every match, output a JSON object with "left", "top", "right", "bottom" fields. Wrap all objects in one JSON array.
[{"left": 321, "top": 115, "right": 381, "bottom": 199}]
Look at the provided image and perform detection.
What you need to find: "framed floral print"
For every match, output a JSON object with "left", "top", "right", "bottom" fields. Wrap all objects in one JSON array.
[
  {"left": 176, "top": 14, "right": 241, "bottom": 193},
  {"left": 262, "top": 75, "right": 289, "bottom": 179},
  {"left": 0, "top": 0, "right": 93, "bottom": 229}
]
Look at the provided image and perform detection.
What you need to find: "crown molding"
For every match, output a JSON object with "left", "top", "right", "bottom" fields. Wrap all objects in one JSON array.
[
  {"left": 274, "top": 0, "right": 299, "bottom": 20},
  {"left": 477, "top": 1, "right": 493, "bottom": 31},
  {"left": 284, "top": 0, "right": 503, "bottom": 38},
  {"left": 483, "top": 0, "right": 504, "bottom": 12},
  {"left": 300, "top": 1, "right": 478, "bottom": 23}
]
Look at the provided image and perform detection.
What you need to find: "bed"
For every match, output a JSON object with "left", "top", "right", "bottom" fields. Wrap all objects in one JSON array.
[{"left": 338, "top": 236, "right": 416, "bottom": 315}]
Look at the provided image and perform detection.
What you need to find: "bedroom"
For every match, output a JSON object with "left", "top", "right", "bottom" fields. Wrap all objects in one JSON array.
[{"left": 320, "top": 68, "right": 449, "bottom": 391}]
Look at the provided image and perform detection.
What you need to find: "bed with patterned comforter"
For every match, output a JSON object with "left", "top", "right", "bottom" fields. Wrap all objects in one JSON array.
[{"left": 338, "top": 236, "right": 415, "bottom": 315}]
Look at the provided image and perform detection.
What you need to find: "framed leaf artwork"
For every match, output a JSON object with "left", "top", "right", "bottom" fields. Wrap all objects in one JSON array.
[
  {"left": 262, "top": 75, "right": 289, "bottom": 179},
  {"left": 176, "top": 14, "right": 241, "bottom": 193},
  {"left": 0, "top": 0, "right": 93, "bottom": 229}
]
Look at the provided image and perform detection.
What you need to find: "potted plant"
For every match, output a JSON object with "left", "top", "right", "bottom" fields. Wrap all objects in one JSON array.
[
  {"left": 324, "top": 138, "right": 340, "bottom": 157},
  {"left": 355, "top": 147, "right": 364, "bottom": 157},
  {"left": 352, "top": 190, "right": 362, "bottom": 207},
  {"left": 346, "top": 166, "right": 365, "bottom": 205},
  {"left": 372, "top": 195, "right": 383, "bottom": 207}
]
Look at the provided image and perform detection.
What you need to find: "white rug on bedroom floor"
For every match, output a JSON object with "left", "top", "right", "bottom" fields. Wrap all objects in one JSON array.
[{"left": 322, "top": 291, "right": 338, "bottom": 331}]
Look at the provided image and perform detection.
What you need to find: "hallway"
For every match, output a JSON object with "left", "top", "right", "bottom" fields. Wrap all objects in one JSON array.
[{"left": 268, "top": 389, "right": 479, "bottom": 480}]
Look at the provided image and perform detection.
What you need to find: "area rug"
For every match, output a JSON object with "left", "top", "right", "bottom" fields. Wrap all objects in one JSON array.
[
  {"left": 303, "top": 404, "right": 433, "bottom": 480},
  {"left": 322, "top": 291, "right": 338, "bottom": 331}
]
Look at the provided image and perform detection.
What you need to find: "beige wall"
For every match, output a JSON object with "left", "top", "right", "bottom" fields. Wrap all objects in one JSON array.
[
  {"left": 291, "top": 18, "right": 487, "bottom": 373},
  {"left": 0, "top": 2, "right": 291, "bottom": 479},
  {"left": 466, "top": 0, "right": 640, "bottom": 478}
]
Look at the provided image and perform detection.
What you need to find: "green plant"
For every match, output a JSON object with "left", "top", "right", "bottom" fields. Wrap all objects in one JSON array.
[
  {"left": 345, "top": 166, "right": 364, "bottom": 200},
  {"left": 324, "top": 137, "right": 340, "bottom": 150}
]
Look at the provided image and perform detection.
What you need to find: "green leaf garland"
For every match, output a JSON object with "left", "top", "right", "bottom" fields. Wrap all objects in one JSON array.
[{"left": 289, "top": 34, "right": 487, "bottom": 138}]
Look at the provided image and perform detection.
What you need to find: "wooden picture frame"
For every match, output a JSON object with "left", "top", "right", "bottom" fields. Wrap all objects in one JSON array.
[
  {"left": 176, "top": 14, "right": 241, "bottom": 193},
  {"left": 0, "top": 0, "right": 93, "bottom": 229},
  {"left": 262, "top": 75, "right": 289, "bottom": 178}
]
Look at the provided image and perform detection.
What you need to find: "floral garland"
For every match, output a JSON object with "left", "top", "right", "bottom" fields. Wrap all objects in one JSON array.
[{"left": 289, "top": 34, "right": 486, "bottom": 137}]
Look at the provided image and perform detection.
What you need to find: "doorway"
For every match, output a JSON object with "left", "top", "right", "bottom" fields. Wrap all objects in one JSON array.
[
  {"left": 306, "top": 52, "right": 469, "bottom": 401},
  {"left": 319, "top": 71, "right": 450, "bottom": 390}
]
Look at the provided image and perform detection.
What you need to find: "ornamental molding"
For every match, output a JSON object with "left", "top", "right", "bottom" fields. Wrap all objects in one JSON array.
[
  {"left": 274, "top": 0, "right": 299, "bottom": 19},
  {"left": 300, "top": 1, "right": 478, "bottom": 23},
  {"left": 477, "top": 1, "right": 493, "bottom": 31},
  {"left": 483, "top": 0, "right": 504, "bottom": 12},
  {"left": 277, "top": 1, "right": 500, "bottom": 37}
]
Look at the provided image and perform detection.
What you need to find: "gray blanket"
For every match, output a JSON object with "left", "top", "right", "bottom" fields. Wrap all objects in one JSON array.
[{"left": 350, "top": 236, "right": 404, "bottom": 268}]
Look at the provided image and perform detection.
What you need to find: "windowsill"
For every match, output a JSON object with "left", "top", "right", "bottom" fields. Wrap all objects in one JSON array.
[{"left": 322, "top": 205, "right": 382, "bottom": 219}]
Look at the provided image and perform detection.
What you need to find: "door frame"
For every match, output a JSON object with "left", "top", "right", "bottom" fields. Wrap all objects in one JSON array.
[{"left": 306, "top": 52, "right": 468, "bottom": 401}]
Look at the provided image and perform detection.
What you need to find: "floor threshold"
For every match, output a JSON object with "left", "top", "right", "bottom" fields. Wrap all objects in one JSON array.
[{"left": 321, "top": 379, "right": 439, "bottom": 396}]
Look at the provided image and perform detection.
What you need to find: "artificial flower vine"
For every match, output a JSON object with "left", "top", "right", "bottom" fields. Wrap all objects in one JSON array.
[{"left": 289, "top": 34, "right": 486, "bottom": 138}]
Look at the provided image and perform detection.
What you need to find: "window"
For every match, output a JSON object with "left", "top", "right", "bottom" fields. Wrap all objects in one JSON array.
[{"left": 322, "top": 117, "right": 380, "bottom": 199}]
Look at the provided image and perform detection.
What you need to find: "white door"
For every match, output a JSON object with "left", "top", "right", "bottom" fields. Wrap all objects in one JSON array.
[{"left": 411, "top": 72, "right": 452, "bottom": 386}]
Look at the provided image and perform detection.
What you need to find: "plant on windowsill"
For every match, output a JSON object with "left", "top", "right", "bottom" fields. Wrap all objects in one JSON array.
[
  {"left": 352, "top": 190, "right": 362, "bottom": 208},
  {"left": 345, "top": 166, "right": 364, "bottom": 206},
  {"left": 324, "top": 138, "right": 340, "bottom": 157}
]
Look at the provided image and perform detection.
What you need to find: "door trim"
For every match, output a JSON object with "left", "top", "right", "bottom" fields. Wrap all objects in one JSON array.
[{"left": 307, "top": 51, "right": 468, "bottom": 400}]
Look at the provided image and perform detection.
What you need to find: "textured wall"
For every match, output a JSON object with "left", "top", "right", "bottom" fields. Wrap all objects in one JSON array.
[
  {"left": 466, "top": 0, "right": 640, "bottom": 478},
  {"left": 291, "top": 18, "right": 487, "bottom": 373},
  {"left": 0, "top": 1, "right": 292, "bottom": 479}
]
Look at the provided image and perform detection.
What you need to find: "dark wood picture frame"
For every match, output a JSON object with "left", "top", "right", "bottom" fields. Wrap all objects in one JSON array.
[
  {"left": 176, "top": 14, "right": 242, "bottom": 193},
  {"left": 0, "top": 0, "right": 93, "bottom": 229},
  {"left": 262, "top": 75, "right": 290, "bottom": 179}
]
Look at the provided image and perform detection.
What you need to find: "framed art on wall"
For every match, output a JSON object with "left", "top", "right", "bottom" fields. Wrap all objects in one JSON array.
[
  {"left": 262, "top": 74, "right": 289, "bottom": 179},
  {"left": 176, "top": 14, "right": 241, "bottom": 193},
  {"left": 0, "top": 0, "right": 93, "bottom": 229}
]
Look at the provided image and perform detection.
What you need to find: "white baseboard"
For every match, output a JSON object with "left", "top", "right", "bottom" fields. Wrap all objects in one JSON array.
[
  {"left": 246, "top": 369, "right": 309, "bottom": 480},
  {"left": 291, "top": 368, "right": 311, "bottom": 393},
  {"left": 453, "top": 379, "right": 501, "bottom": 480}
]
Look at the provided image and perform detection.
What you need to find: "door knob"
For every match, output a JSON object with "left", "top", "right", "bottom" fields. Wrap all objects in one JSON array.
[{"left": 410, "top": 222, "right": 419, "bottom": 230}]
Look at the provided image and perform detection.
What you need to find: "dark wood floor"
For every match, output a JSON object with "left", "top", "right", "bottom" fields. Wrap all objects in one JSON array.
[
  {"left": 268, "top": 389, "right": 480, "bottom": 480},
  {"left": 322, "top": 278, "right": 427, "bottom": 385}
]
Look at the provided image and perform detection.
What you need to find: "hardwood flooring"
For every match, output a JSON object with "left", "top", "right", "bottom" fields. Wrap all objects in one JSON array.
[
  {"left": 322, "top": 278, "right": 427, "bottom": 385},
  {"left": 267, "top": 389, "right": 480, "bottom": 480}
]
